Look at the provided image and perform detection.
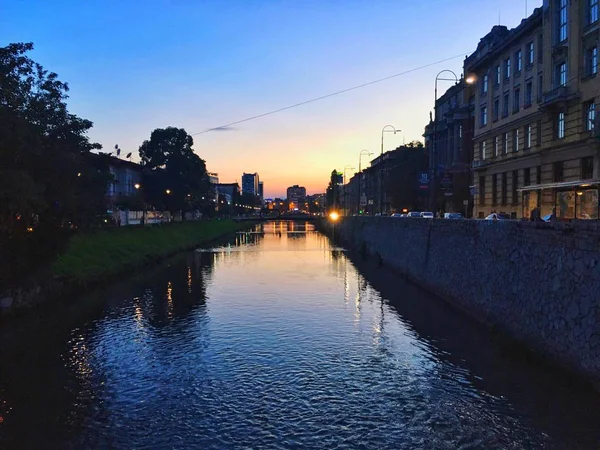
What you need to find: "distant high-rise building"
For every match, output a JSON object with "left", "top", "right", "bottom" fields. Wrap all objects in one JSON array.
[
  {"left": 258, "top": 181, "right": 264, "bottom": 200},
  {"left": 208, "top": 172, "right": 219, "bottom": 185},
  {"left": 287, "top": 185, "right": 307, "bottom": 211},
  {"left": 242, "top": 172, "right": 259, "bottom": 196}
]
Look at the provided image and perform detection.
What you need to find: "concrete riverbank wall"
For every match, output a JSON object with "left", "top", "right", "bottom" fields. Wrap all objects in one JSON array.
[{"left": 329, "top": 217, "right": 600, "bottom": 388}]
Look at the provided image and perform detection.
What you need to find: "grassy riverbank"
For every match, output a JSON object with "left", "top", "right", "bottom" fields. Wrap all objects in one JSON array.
[{"left": 53, "top": 220, "right": 250, "bottom": 284}]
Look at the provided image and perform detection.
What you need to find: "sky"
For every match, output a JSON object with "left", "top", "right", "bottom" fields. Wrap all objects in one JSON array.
[{"left": 2, "top": 0, "right": 542, "bottom": 198}]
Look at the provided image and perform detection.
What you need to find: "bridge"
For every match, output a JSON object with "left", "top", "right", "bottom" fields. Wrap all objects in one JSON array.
[{"left": 233, "top": 212, "right": 320, "bottom": 222}]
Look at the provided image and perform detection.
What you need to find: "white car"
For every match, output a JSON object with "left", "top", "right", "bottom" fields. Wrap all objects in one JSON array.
[
  {"left": 391, "top": 213, "right": 402, "bottom": 218},
  {"left": 444, "top": 213, "right": 463, "bottom": 219},
  {"left": 407, "top": 212, "right": 422, "bottom": 218},
  {"left": 485, "top": 213, "right": 511, "bottom": 220},
  {"left": 420, "top": 212, "right": 434, "bottom": 219}
]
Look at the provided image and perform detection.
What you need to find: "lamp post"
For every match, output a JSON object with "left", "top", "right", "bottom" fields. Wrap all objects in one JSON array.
[
  {"left": 343, "top": 165, "right": 355, "bottom": 216},
  {"left": 380, "top": 125, "right": 400, "bottom": 214},
  {"left": 358, "top": 150, "right": 373, "bottom": 215}
]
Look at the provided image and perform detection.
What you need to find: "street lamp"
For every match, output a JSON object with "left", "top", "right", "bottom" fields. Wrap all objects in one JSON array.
[
  {"left": 134, "top": 183, "right": 140, "bottom": 190},
  {"left": 165, "top": 189, "right": 171, "bottom": 195},
  {"left": 344, "top": 165, "right": 355, "bottom": 216},
  {"left": 358, "top": 150, "right": 373, "bottom": 215},
  {"left": 380, "top": 125, "right": 401, "bottom": 214}
]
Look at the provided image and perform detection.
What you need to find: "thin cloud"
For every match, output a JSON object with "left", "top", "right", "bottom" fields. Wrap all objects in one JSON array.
[{"left": 208, "top": 126, "right": 237, "bottom": 132}]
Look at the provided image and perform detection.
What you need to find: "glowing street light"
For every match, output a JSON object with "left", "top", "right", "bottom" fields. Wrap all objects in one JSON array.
[
  {"left": 134, "top": 183, "right": 141, "bottom": 190},
  {"left": 165, "top": 189, "right": 171, "bottom": 195}
]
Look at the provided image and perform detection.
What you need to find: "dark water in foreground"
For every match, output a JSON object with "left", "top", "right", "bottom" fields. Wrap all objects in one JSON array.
[{"left": 0, "top": 222, "right": 599, "bottom": 449}]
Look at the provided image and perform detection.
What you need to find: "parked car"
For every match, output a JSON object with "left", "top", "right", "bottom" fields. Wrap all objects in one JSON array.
[
  {"left": 407, "top": 212, "right": 422, "bottom": 218},
  {"left": 444, "top": 212, "right": 463, "bottom": 219},
  {"left": 421, "top": 212, "right": 434, "bottom": 219},
  {"left": 391, "top": 213, "right": 402, "bottom": 218},
  {"left": 485, "top": 213, "right": 512, "bottom": 221}
]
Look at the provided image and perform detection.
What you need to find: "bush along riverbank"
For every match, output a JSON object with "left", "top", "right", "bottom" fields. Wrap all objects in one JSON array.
[{"left": 0, "top": 220, "right": 253, "bottom": 314}]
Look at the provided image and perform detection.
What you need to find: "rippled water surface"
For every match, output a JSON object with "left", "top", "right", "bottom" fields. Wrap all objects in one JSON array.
[{"left": 1, "top": 222, "right": 599, "bottom": 449}]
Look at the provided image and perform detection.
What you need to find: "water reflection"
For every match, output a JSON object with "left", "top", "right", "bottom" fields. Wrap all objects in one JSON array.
[{"left": 0, "top": 221, "right": 598, "bottom": 449}]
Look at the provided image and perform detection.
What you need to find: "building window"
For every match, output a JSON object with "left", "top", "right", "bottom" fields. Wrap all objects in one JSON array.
[
  {"left": 527, "top": 42, "right": 534, "bottom": 65},
  {"left": 492, "top": 174, "right": 498, "bottom": 205},
  {"left": 512, "top": 170, "right": 519, "bottom": 205},
  {"left": 586, "top": 101, "right": 596, "bottom": 131},
  {"left": 504, "top": 58, "right": 511, "bottom": 80},
  {"left": 480, "top": 141, "right": 486, "bottom": 160},
  {"left": 525, "top": 124, "right": 532, "bottom": 148},
  {"left": 481, "top": 74, "right": 489, "bottom": 94},
  {"left": 513, "top": 87, "right": 520, "bottom": 113},
  {"left": 582, "top": 156, "right": 594, "bottom": 179},
  {"left": 501, "top": 173, "right": 508, "bottom": 206},
  {"left": 480, "top": 105, "right": 488, "bottom": 126},
  {"left": 556, "top": 62, "right": 567, "bottom": 86},
  {"left": 538, "top": 74, "right": 543, "bottom": 101},
  {"left": 515, "top": 50, "right": 522, "bottom": 73},
  {"left": 524, "top": 167, "right": 531, "bottom": 186},
  {"left": 536, "top": 119, "right": 542, "bottom": 145},
  {"left": 495, "top": 65, "right": 501, "bottom": 85},
  {"left": 525, "top": 81, "right": 532, "bottom": 106},
  {"left": 558, "top": 0, "right": 568, "bottom": 43},
  {"left": 503, "top": 92, "right": 509, "bottom": 117},
  {"left": 459, "top": 124, "right": 463, "bottom": 138},
  {"left": 586, "top": 46, "right": 598, "bottom": 76},
  {"left": 503, "top": 132, "right": 509, "bottom": 154},
  {"left": 590, "top": 0, "right": 599, "bottom": 25},
  {"left": 557, "top": 111, "right": 565, "bottom": 138},
  {"left": 479, "top": 176, "right": 486, "bottom": 205},
  {"left": 513, "top": 129, "right": 519, "bottom": 152},
  {"left": 536, "top": 166, "right": 542, "bottom": 184},
  {"left": 493, "top": 98, "right": 499, "bottom": 121},
  {"left": 553, "top": 161, "right": 564, "bottom": 182},
  {"left": 494, "top": 135, "right": 500, "bottom": 157}
]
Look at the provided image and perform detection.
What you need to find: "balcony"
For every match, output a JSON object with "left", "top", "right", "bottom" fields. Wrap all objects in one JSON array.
[{"left": 541, "top": 86, "right": 579, "bottom": 108}]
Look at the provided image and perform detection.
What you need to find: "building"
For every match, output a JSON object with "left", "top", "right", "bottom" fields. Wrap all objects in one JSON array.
[
  {"left": 90, "top": 153, "right": 143, "bottom": 210},
  {"left": 215, "top": 183, "right": 240, "bottom": 205},
  {"left": 258, "top": 181, "right": 264, "bottom": 200},
  {"left": 423, "top": 78, "right": 475, "bottom": 214},
  {"left": 208, "top": 172, "right": 219, "bottom": 185},
  {"left": 286, "top": 185, "right": 307, "bottom": 211},
  {"left": 242, "top": 172, "right": 259, "bottom": 196},
  {"left": 468, "top": 3, "right": 599, "bottom": 219}
]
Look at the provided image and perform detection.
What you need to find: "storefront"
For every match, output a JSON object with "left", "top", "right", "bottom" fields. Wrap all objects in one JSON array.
[{"left": 519, "top": 180, "right": 600, "bottom": 220}]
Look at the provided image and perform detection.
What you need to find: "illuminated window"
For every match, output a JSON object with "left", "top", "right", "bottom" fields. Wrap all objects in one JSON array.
[
  {"left": 558, "top": 0, "right": 568, "bottom": 42},
  {"left": 557, "top": 111, "right": 565, "bottom": 138},
  {"left": 590, "top": 0, "right": 599, "bottom": 24},
  {"left": 527, "top": 42, "right": 534, "bottom": 65},
  {"left": 515, "top": 50, "right": 522, "bottom": 72},
  {"left": 586, "top": 101, "right": 596, "bottom": 131}
]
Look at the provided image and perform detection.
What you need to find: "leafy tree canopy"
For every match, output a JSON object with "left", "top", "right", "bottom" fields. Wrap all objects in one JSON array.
[
  {"left": 138, "top": 127, "right": 212, "bottom": 214},
  {"left": 0, "top": 42, "right": 108, "bottom": 287}
]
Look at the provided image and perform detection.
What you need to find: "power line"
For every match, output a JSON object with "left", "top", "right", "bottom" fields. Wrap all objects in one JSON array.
[{"left": 191, "top": 52, "right": 467, "bottom": 136}]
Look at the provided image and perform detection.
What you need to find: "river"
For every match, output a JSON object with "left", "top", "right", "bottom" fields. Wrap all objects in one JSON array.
[{"left": 0, "top": 221, "right": 599, "bottom": 449}]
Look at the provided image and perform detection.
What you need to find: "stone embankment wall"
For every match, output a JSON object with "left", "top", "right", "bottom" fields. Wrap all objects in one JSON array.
[{"left": 331, "top": 217, "right": 600, "bottom": 388}]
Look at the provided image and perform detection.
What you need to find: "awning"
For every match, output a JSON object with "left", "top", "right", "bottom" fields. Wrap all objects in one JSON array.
[{"left": 518, "top": 179, "right": 600, "bottom": 192}]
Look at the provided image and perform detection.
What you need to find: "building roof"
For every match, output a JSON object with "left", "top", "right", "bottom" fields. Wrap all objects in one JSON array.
[{"left": 465, "top": 7, "right": 542, "bottom": 72}]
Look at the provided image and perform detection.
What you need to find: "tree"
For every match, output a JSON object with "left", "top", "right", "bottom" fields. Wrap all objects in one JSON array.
[
  {"left": 138, "top": 127, "right": 212, "bottom": 216},
  {"left": 0, "top": 42, "right": 109, "bottom": 288},
  {"left": 326, "top": 170, "right": 342, "bottom": 211},
  {"left": 385, "top": 146, "right": 428, "bottom": 212}
]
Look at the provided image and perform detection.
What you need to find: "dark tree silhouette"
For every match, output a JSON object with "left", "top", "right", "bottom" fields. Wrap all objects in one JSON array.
[
  {"left": 138, "top": 127, "right": 213, "bottom": 216},
  {"left": 0, "top": 42, "right": 109, "bottom": 287}
]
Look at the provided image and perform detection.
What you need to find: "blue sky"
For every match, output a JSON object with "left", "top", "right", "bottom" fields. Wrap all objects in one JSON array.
[{"left": 2, "top": 0, "right": 541, "bottom": 197}]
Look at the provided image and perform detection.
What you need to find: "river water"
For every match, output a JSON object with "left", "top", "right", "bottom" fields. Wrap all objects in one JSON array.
[{"left": 0, "top": 222, "right": 599, "bottom": 449}]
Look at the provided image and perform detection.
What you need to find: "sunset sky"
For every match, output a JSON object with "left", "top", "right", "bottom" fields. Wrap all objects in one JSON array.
[{"left": 2, "top": 0, "right": 541, "bottom": 198}]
